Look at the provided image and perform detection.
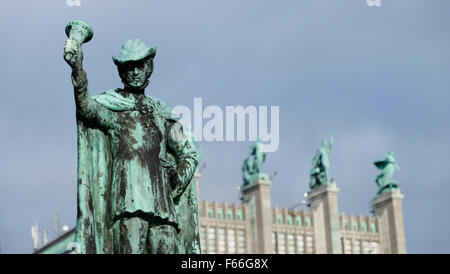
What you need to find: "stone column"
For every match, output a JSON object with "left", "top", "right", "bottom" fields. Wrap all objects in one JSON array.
[
  {"left": 371, "top": 189, "right": 407, "bottom": 254},
  {"left": 308, "top": 182, "right": 342, "bottom": 254},
  {"left": 241, "top": 178, "right": 273, "bottom": 254},
  {"left": 194, "top": 171, "right": 200, "bottom": 203}
]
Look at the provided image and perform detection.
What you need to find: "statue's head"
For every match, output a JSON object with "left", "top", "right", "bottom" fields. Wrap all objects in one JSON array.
[
  {"left": 113, "top": 39, "right": 156, "bottom": 90},
  {"left": 386, "top": 151, "right": 396, "bottom": 163}
]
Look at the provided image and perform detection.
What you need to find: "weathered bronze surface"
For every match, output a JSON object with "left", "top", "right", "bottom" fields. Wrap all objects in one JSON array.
[
  {"left": 374, "top": 152, "right": 400, "bottom": 195},
  {"left": 242, "top": 136, "right": 267, "bottom": 185},
  {"left": 309, "top": 135, "right": 333, "bottom": 190},
  {"left": 64, "top": 20, "right": 200, "bottom": 254}
]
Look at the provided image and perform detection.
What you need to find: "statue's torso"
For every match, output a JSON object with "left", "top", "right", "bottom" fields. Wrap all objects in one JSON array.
[
  {"left": 105, "top": 95, "right": 177, "bottom": 224},
  {"left": 377, "top": 163, "right": 396, "bottom": 186}
]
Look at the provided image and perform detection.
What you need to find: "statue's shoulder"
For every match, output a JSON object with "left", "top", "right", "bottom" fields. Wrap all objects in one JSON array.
[
  {"left": 93, "top": 88, "right": 118, "bottom": 99},
  {"left": 93, "top": 89, "right": 135, "bottom": 111},
  {"left": 147, "top": 95, "right": 179, "bottom": 121}
]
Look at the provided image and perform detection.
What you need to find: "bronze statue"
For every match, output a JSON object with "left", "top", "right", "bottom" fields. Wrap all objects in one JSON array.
[
  {"left": 374, "top": 152, "right": 400, "bottom": 195},
  {"left": 242, "top": 136, "right": 267, "bottom": 185},
  {"left": 64, "top": 21, "right": 200, "bottom": 254},
  {"left": 309, "top": 135, "right": 333, "bottom": 190}
]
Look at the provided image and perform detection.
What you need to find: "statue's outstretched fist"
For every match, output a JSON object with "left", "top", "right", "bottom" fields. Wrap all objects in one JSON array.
[{"left": 64, "top": 39, "right": 83, "bottom": 70}]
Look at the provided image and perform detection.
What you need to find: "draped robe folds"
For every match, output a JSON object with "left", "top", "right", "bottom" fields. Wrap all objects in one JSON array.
[
  {"left": 374, "top": 159, "right": 399, "bottom": 195},
  {"left": 74, "top": 88, "right": 200, "bottom": 254}
]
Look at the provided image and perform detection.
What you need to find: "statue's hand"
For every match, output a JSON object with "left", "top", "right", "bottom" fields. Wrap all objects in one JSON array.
[
  {"left": 64, "top": 39, "right": 83, "bottom": 70},
  {"left": 170, "top": 171, "right": 185, "bottom": 201},
  {"left": 171, "top": 185, "right": 185, "bottom": 202}
]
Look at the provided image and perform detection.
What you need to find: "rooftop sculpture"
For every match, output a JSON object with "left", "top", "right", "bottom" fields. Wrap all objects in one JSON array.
[
  {"left": 374, "top": 152, "right": 400, "bottom": 195},
  {"left": 309, "top": 134, "right": 333, "bottom": 190},
  {"left": 242, "top": 137, "right": 267, "bottom": 186}
]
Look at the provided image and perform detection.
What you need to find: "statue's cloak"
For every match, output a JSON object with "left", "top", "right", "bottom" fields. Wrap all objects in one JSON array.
[
  {"left": 374, "top": 159, "right": 389, "bottom": 170},
  {"left": 74, "top": 89, "right": 200, "bottom": 254}
]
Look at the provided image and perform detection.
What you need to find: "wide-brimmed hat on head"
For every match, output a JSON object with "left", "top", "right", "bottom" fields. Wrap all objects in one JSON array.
[{"left": 113, "top": 38, "right": 156, "bottom": 66}]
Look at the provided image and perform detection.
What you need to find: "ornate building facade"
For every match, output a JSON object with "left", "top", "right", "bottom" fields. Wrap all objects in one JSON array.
[
  {"left": 196, "top": 172, "right": 407, "bottom": 254},
  {"left": 36, "top": 147, "right": 407, "bottom": 255},
  {"left": 35, "top": 171, "right": 407, "bottom": 254}
]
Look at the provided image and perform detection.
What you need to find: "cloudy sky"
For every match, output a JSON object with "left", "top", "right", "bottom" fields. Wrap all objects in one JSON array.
[{"left": 0, "top": 0, "right": 449, "bottom": 253}]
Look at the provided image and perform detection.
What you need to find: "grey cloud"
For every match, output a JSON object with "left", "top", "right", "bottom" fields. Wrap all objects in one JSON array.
[{"left": 0, "top": 0, "right": 449, "bottom": 253}]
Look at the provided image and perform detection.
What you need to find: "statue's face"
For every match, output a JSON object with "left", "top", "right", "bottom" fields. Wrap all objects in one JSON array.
[{"left": 118, "top": 58, "right": 153, "bottom": 89}]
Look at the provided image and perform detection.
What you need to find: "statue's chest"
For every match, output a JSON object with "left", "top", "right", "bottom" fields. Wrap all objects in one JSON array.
[{"left": 110, "top": 110, "right": 162, "bottom": 161}]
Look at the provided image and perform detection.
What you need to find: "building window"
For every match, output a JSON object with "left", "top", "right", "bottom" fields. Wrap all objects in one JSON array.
[
  {"left": 306, "top": 236, "right": 314, "bottom": 253},
  {"left": 277, "top": 233, "right": 286, "bottom": 254},
  {"left": 287, "top": 233, "right": 295, "bottom": 254},
  {"left": 207, "top": 227, "right": 216, "bottom": 253},
  {"left": 278, "top": 215, "right": 283, "bottom": 225},
  {"left": 200, "top": 226, "right": 206, "bottom": 252},
  {"left": 361, "top": 222, "right": 367, "bottom": 232},
  {"left": 296, "top": 235, "right": 304, "bottom": 254},
  {"left": 369, "top": 242, "right": 380, "bottom": 254},
  {"left": 199, "top": 207, "right": 205, "bottom": 217},
  {"left": 237, "top": 229, "right": 245, "bottom": 253},
  {"left": 345, "top": 222, "right": 350, "bottom": 231},
  {"left": 237, "top": 210, "right": 243, "bottom": 221},
  {"left": 227, "top": 210, "right": 234, "bottom": 220},
  {"left": 287, "top": 216, "right": 293, "bottom": 226},
  {"left": 272, "top": 232, "right": 277, "bottom": 253},
  {"left": 370, "top": 223, "right": 377, "bottom": 233},
  {"left": 296, "top": 216, "right": 302, "bottom": 226},
  {"left": 305, "top": 217, "right": 311, "bottom": 227},
  {"left": 217, "top": 228, "right": 226, "bottom": 253},
  {"left": 344, "top": 239, "right": 352, "bottom": 254},
  {"left": 208, "top": 208, "right": 214, "bottom": 218},
  {"left": 362, "top": 241, "right": 369, "bottom": 254},
  {"left": 353, "top": 240, "right": 361, "bottom": 254},
  {"left": 227, "top": 230, "right": 236, "bottom": 254},
  {"left": 353, "top": 222, "right": 359, "bottom": 231},
  {"left": 217, "top": 209, "right": 224, "bottom": 219}
]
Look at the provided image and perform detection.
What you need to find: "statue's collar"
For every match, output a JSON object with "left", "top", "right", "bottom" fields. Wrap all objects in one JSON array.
[
  {"left": 93, "top": 89, "right": 137, "bottom": 111},
  {"left": 93, "top": 89, "right": 158, "bottom": 114}
]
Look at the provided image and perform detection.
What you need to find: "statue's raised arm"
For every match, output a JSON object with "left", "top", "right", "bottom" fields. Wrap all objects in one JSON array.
[
  {"left": 328, "top": 134, "right": 334, "bottom": 150},
  {"left": 64, "top": 21, "right": 91, "bottom": 112},
  {"left": 254, "top": 136, "right": 266, "bottom": 174},
  {"left": 64, "top": 21, "right": 114, "bottom": 127}
]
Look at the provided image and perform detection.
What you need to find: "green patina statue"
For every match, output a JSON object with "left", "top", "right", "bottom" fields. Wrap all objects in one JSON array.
[
  {"left": 309, "top": 134, "right": 333, "bottom": 190},
  {"left": 63, "top": 21, "right": 200, "bottom": 254},
  {"left": 242, "top": 136, "right": 267, "bottom": 185},
  {"left": 374, "top": 152, "right": 400, "bottom": 195}
]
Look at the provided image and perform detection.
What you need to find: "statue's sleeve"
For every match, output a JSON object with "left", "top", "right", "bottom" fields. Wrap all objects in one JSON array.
[
  {"left": 166, "top": 119, "right": 201, "bottom": 254},
  {"left": 72, "top": 69, "right": 116, "bottom": 128},
  {"left": 374, "top": 159, "right": 388, "bottom": 170},
  {"left": 167, "top": 120, "right": 200, "bottom": 192}
]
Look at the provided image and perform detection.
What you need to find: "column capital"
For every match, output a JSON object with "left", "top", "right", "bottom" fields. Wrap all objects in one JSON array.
[
  {"left": 371, "top": 189, "right": 404, "bottom": 209},
  {"left": 308, "top": 182, "right": 339, "bottom": 202},
  {"left": 241, "top": 178, "right": 272, "bottom": 196}
]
